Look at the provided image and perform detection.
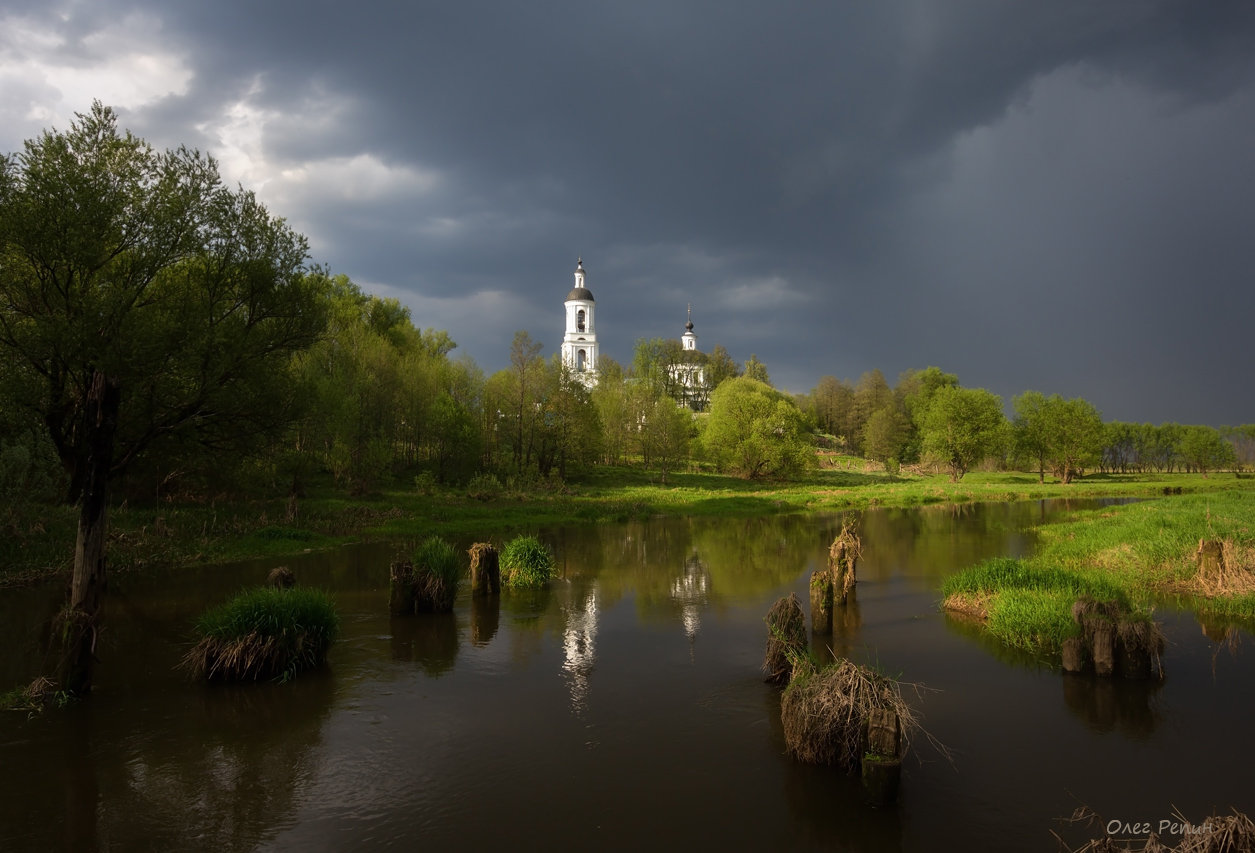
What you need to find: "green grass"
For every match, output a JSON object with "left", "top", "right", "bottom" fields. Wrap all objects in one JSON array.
[
  {"left": 499, "top": 535, "right": 555, "bottom": 588},
  {"left": 942, "top": 490, "right": 1255, "bottom": 652},
  {"left": 186, "top": 586, "right": 340, "bottom": 681}
]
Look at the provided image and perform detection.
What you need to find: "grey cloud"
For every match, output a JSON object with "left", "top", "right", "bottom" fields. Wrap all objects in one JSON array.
[{"left": 8, "top": 0, "right": 1255, "bottom": 421}]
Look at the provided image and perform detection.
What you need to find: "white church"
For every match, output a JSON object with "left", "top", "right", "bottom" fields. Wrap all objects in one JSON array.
[{"left": 561, "top": 258, "right": 710, "bottom": 410}]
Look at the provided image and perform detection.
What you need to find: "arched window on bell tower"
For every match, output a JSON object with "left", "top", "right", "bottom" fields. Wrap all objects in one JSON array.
[
  {"left": 577, "top": 309, "right": 586, "bottom": 332},
  {"left": 577, "top": 349, "right": 587, "bottom": 371}
]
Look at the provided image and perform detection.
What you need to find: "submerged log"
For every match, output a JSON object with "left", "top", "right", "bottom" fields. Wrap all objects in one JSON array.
[
  {"left": 389, "top": 559, "right": 415, "bottom": 615},
  {"left": 1062, "top": 637, "right": 1086, "bottom": 673},
  {"left": 810, "top": 569, "right": 833, "bottom": 634},
  {"left": 469, "top": 543, "right": 501, "bottom": 597}
]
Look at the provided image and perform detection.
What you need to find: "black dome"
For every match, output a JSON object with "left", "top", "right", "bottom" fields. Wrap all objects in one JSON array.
[{"left": 567, "top": 287, "right": 594, "bottom": 302}]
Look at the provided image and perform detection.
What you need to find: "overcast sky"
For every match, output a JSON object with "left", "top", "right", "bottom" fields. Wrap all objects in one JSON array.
[{"left": 3, "top": 1, "right": 1253, "bottom": 423}]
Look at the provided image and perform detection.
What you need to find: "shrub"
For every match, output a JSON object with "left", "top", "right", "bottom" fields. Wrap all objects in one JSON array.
[
  {"left": 182, "top": 587, "right": 339, "bottom": 681},
  {"left": 466, "top": 472, "right": 502, "bottom": 501},
  {"left": 500, "top": 535, "right": 555, "bottom": 588}
]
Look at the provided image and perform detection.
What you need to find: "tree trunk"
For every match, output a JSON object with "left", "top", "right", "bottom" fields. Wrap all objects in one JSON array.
[{"left": 58, "top": 372, "right": 121, "bottom": 695}]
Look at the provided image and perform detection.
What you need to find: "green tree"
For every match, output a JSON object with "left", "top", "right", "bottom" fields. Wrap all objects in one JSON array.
[
  {"left": 1178, "top": 425, "right": 1235, "bottom": 478},
  {"left": 1012, "top": 391, "right": 1050, "bottom": 483},
  {"left": 702, "top": 377, "right": 813, "bottom": 478},
  {"left": 1039, "top": 395, "right": 1104, "bottom": 484},
  {"left": 920, "top": 386, "right": 1008, "bottom": 482},
  {"left": 744, "top": 354, "right": 771, "bottom": 386},
  {"left": 0, "top": 102, "right": 324, "bottom": 502},
  {"left": 0, "top": 103, "right": 325, "bottom": 693},
  {"left": 705, "top": 344, "right": 740, "bottom": 391},
  {"left": 639, "top": 397, "right": 692, "bottom": 484},
  {"left": 862, "top": 406, "right": 910, "bottom": 465}
]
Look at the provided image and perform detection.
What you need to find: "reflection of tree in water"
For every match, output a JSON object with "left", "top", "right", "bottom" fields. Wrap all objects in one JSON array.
[
  {"left": 1062, "top": 674, "right": 1163, "bottom": 739},
  {"left": 671, "top": 553, "right": 711, "bottom": 645},
  {"left": 390, "top": 612, "right": 459, "bottom": 676},
  {"left": 561, "top": 584, "right": 599, "bottom": 715},
  {"left": 92, "top": 673, "right": 338, "bottom": 852}
]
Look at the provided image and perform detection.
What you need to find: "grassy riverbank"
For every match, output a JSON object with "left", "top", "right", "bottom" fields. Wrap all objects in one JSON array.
[
  {"left": 2, "top": 465, "right": 1252, "bottom": 588},
  {"left": 942, "top": 488, "right": 1255, "bottom": 651}
]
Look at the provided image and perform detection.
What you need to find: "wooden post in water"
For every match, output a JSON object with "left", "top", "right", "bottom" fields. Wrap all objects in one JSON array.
[
  {"left": 1091, "top": 623, "right": 1116, "bottom": 677},
  {"left": 861, "top": 707, "right": 902, "bottom": 806},
  {"left": 810, "top": 569, "right": 833, "bottom": 634},
  {"left": 389, "top": 559, "right": 415, "bottom": 615},
  {"left": 830, "top": 541, "right": 847, "bottom": 605},
  {"left": 1062, "top": 637, "right": 1086, "bottom": 673},
  {"left": 469, "top": 543, "right": 500, "bottom": 597}
]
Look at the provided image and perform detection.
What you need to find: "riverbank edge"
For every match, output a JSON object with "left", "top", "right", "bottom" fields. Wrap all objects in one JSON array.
[{"left": 4, "top": 471, "right": 1252, "bottom": 591}]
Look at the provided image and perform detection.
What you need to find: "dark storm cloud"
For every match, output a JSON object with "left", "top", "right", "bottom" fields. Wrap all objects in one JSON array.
[{"left": 8, "top": 1, "right": 1255, "bottom": 421}]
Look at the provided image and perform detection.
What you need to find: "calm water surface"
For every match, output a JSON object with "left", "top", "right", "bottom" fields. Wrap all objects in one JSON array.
[{"left": 2, "top": 499, "right": 1253, "bottom": 852}]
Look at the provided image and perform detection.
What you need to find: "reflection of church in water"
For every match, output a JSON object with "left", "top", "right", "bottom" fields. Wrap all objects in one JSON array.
[{"left": 561, "top": 258, "right": 711, "bottom": 410}]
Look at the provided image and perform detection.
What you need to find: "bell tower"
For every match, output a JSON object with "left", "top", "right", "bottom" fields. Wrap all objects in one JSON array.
[{"left": 561, "top": 258, "right": 598, "bottom": 385}]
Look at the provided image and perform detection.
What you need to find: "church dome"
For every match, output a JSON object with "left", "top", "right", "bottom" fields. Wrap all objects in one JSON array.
[{"left": 567, "top": 287, "right": 594, "bottom": 302}]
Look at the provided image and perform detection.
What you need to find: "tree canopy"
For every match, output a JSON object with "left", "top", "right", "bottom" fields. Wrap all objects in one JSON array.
[
  {"left": 0, "top": 102, "right": 325, "bottom": 501},
  {"left": 920, "top": 386, "right": 1008, "bottom": 481},
  {"left": 700, "top": 377, "right": 812, "bottom": 478}
]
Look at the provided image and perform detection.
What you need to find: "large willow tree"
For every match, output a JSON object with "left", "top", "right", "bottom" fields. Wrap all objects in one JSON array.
[{"left": 0, "top": 103, "right": 325, "bottom": 691}]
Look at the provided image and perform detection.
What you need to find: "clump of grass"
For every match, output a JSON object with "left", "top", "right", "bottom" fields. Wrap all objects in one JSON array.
[
  {"left": 413, "top": 536, "right": 462, "bottom": 611},
  {"left": 499, "top": 535, "right": 555, "bottom": 588},
  {"left": 763, "top": 593, "right": 807, "bottom": 684},
  {"left": 780, "top": 655, "right": 919, "bottom": 770},
  {"left": 181, "top": 587, "right": 339, "bottom": 682}
]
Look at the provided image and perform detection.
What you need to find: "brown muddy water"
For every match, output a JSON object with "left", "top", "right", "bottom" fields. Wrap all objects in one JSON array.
[{"left": 2, "top": 499, "right": 1252, "bottom": 852}]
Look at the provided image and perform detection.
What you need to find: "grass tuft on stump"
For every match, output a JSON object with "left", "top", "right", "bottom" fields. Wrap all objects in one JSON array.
[
  {"left": 780, "top": 655, "right": 919, "bottom": 771},
  {"left": 182, "top": 586, "right": 339, "bottom": 682},
  {"left": 413, "top": 536, "right": 462, "bottom": 611},
  {"left": 500, "top": 535, "right": 555, "bottom": 588}
]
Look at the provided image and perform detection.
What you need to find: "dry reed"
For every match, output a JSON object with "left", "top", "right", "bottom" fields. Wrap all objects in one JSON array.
[
  {"left": 1058, "top": 807, "right": 1255, "bottom": 852},
  {"left": 780, "top": 657, "right": 919, "bottom": 771},
  {"left": 763, "top": 594, "right": 807, "bottom": 684},
  {"left": 267, "top": 566, "right": 296, "bottom": 589}
]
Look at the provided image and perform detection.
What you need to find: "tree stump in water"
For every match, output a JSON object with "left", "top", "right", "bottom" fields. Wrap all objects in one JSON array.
[
  {"left": 1092, "top": 623, "right": 1116, "bottom": 677},
  {"left": 861, "top": 708, "right": 902, "bottom": 806},
  {"left": 469, "top": 543, "right": 500, "bottom": 597},
  {"left": 389, "top": 559, "right": 415, "bottom": 615},
  {"left": 764, "top": 594, "right": 807, "bottom": 684},
  {"left": 810, "top": 569, "right": 833, "bottom": 634},
  {"left": 1062, "top": 637, "right": 1086, "bottom": 673}
]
